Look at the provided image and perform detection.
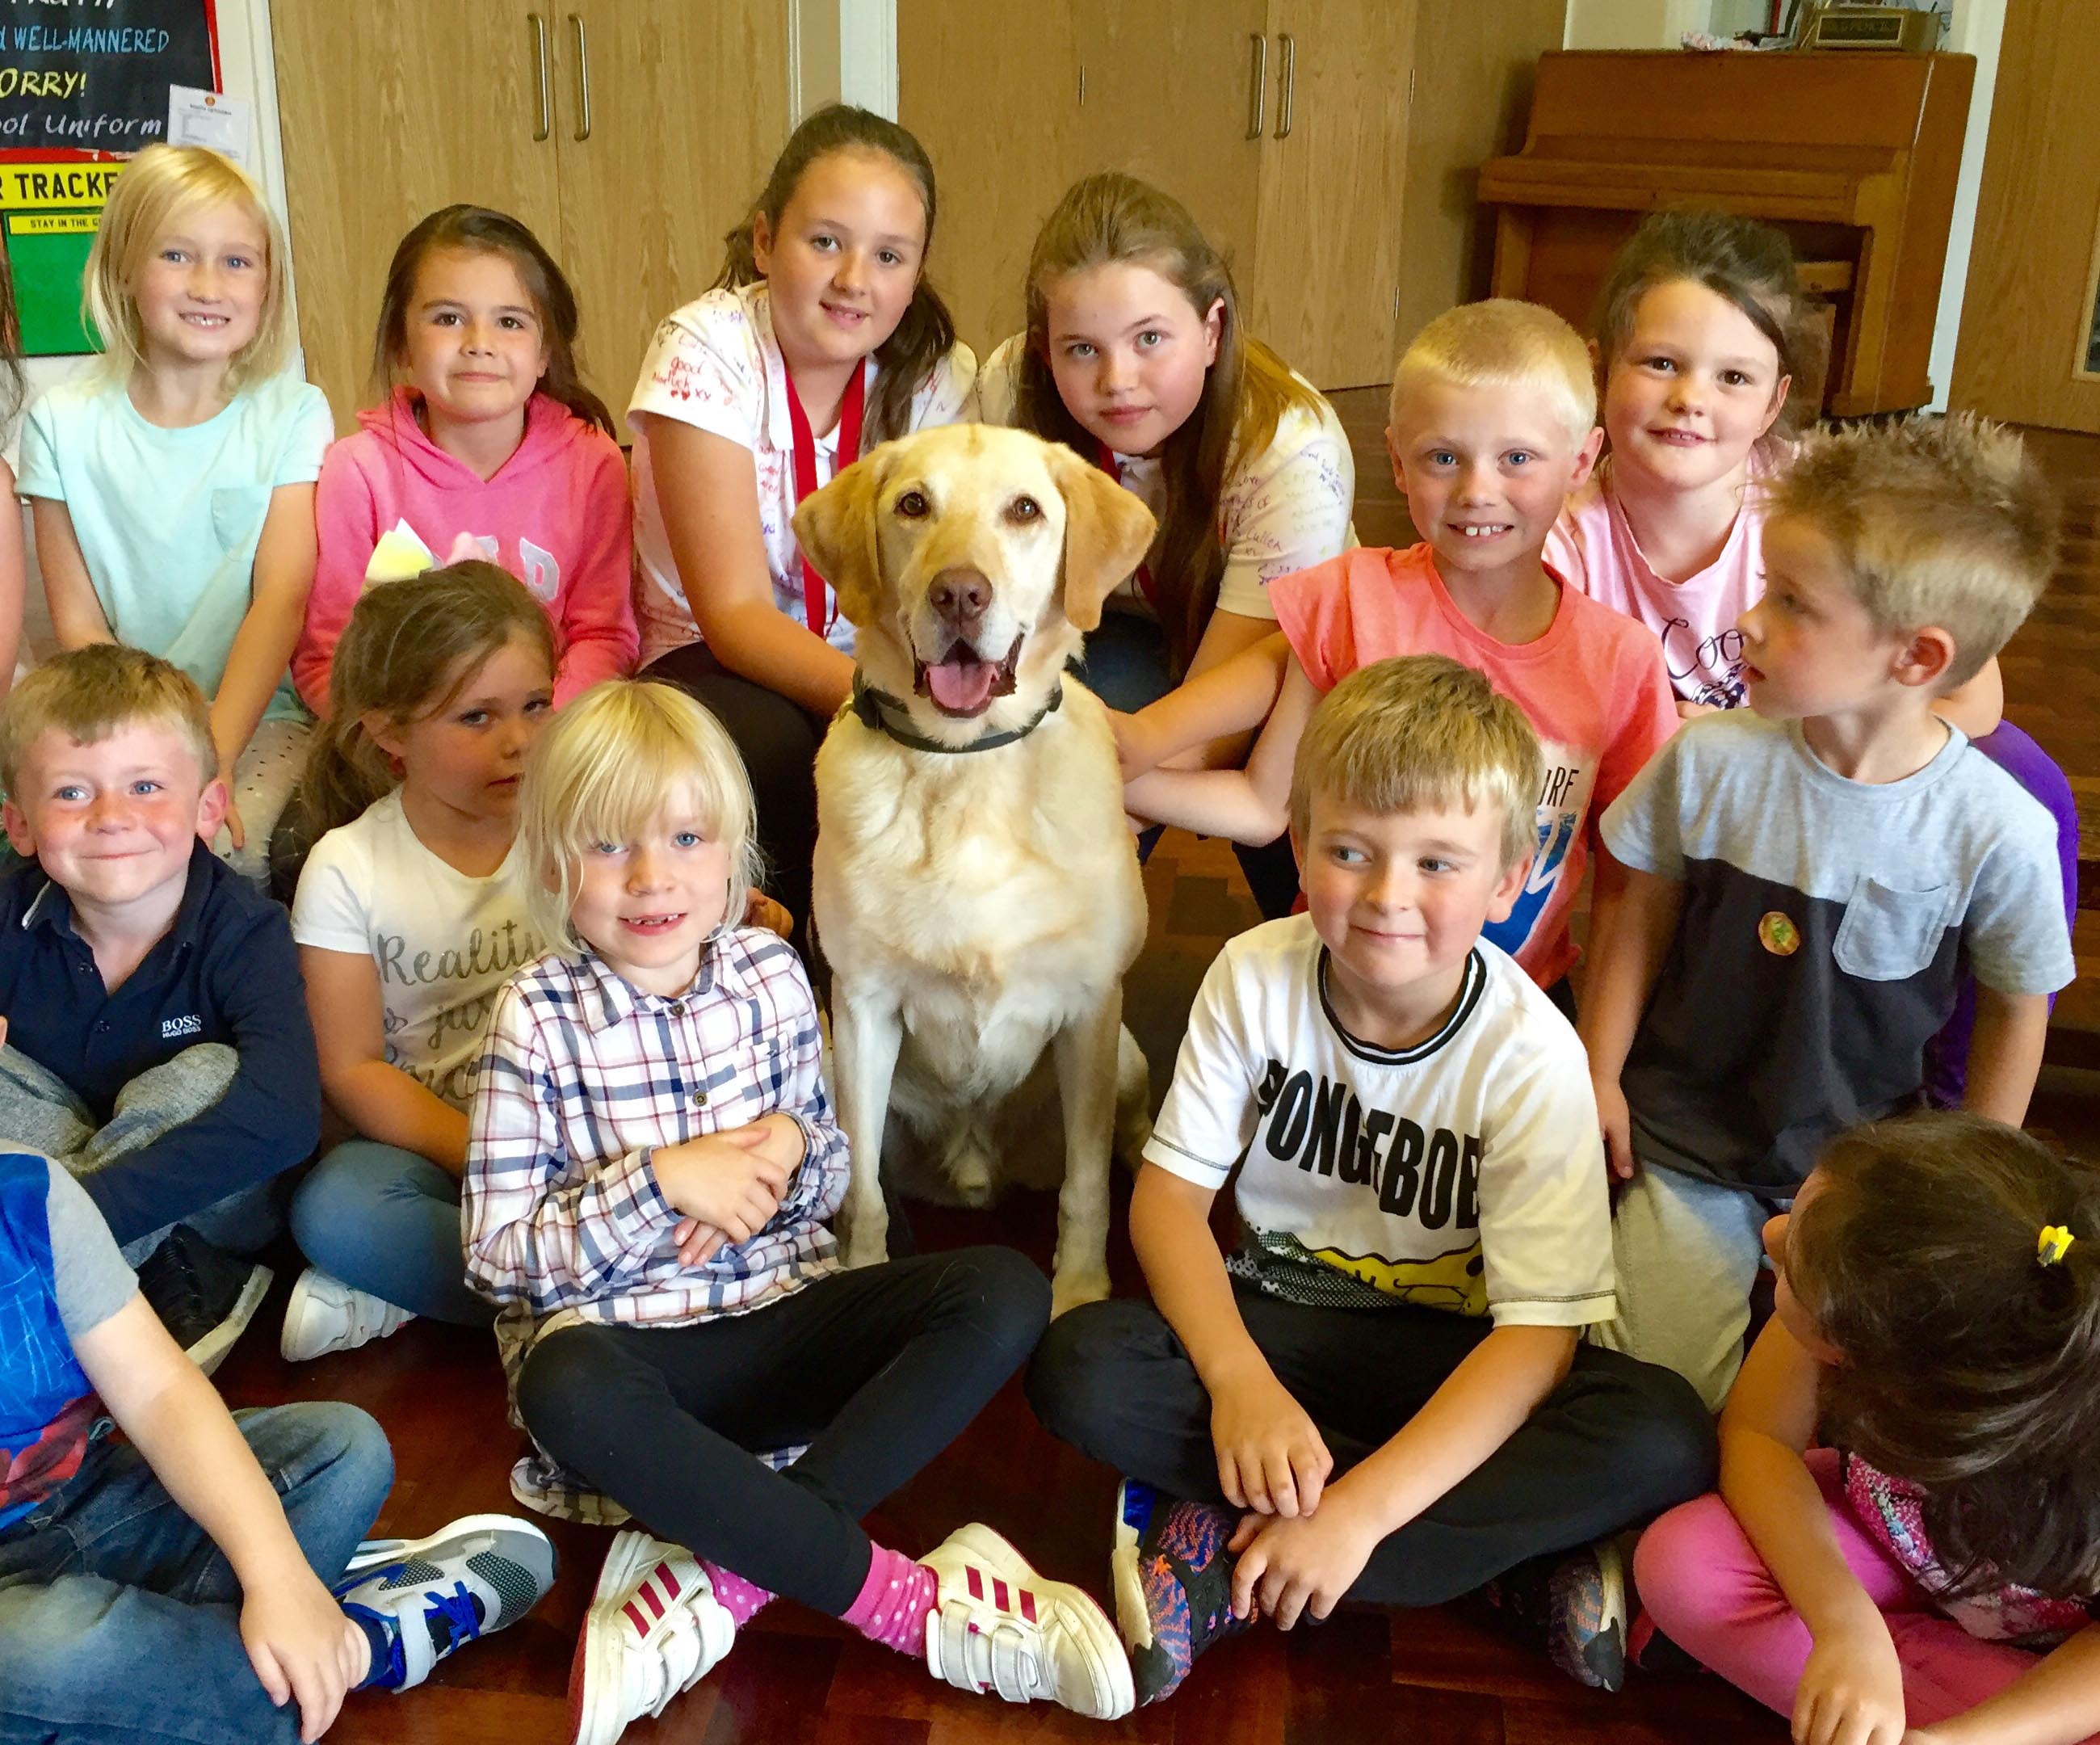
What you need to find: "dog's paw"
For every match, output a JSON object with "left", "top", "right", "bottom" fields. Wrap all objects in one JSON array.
[
  {"left": 1049, "top": 1267, "right": 1111, "bottom": 1319},
  {"left": 840, "top": 1213, "right": 891, "bottom": 1269},
  {"left": 944, "top": 1138, "right": 996, "bottom": 1208}
]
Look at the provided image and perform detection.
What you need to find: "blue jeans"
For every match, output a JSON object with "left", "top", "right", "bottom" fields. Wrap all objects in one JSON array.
[
  {"left": 0, "top": 1402, "right": 392, "bottom": 1744},
  {"left": 289, "top": 1140, "right": 494, "bottom": 1326}
]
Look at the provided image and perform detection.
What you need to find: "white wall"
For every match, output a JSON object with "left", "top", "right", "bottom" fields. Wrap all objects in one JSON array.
[{"left": 1563, "top": 0, "right": 1708, "bottom": 48}]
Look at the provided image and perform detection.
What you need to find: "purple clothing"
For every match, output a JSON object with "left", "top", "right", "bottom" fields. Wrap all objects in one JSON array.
[{"left": 1925, "top": 721, "right": 2080, "bottom": 1108}]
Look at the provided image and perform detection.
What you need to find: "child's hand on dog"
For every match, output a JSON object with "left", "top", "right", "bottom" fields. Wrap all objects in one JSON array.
[
  {"left": 1107, "top": 707, "right": 1163, "bottom": 780},
  {"left": 654, "top": 1125, "right": 793, "bottom": 1251}
]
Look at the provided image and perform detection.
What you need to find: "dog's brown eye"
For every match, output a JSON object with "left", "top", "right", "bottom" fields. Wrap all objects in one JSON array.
[
  {"left": 895, "top": 490, "right": 930, "bottom": 519},
  {"left": 1006, "top": 495, "right": 1042, "bottom": 523}
]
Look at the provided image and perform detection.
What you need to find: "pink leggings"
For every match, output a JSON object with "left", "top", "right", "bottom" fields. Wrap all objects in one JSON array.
[{"left": 1635, "top": 1449, "right": 2090, "bottom": 1737}]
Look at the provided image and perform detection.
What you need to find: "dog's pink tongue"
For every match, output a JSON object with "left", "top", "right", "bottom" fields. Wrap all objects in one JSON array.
[{"left": 926, "top": 657, "right": 998, "bottom": 714}]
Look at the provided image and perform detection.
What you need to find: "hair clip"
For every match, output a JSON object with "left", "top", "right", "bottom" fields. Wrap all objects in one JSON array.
[{"left": 2038, "top": 1225, "right": 2077, "bottom": 1268}]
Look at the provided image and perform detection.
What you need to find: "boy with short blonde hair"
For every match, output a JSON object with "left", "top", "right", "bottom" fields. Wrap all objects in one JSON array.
[
  {"left": 1584, "top": 414, "right": 2073, "bottom": 1412},
  {"left": 1116, "top": 301, "right": 1678, "bottom": 1005},
  {"left": 1031, "top": 656, "right": 1715, "bottom": 1702},
  {"left": 0, "top": 644, "right": 319, "bottom": 1369}
]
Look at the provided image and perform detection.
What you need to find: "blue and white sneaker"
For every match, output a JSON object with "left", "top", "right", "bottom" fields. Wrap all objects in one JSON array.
[{"left": 335, "top": 1513, "right": 556, "bottom": 1691}]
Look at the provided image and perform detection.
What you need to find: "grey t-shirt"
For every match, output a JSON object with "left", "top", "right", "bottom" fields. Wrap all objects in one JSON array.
[
  {"left": 44, "top": 1158, "right": 138, "bottom": 1342},
  {"left": 1602, "top": 713, "right": 2074, "bottom": 1192}
]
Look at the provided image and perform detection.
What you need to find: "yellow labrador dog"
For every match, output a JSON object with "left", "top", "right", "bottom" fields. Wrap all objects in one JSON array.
[{"left": 796, "top": 424, "right": 1156, "bottom": 1314}]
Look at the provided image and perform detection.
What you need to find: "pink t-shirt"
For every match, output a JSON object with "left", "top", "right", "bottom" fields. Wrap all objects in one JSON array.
[
  {"left": 1272, "top": 545, "right": 1677, "bottom": 988},
  {"left": 1544, "top": 460, "right": 1774, "bottom": 711}
]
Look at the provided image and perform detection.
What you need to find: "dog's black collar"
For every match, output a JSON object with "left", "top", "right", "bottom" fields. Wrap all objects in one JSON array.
[{"left": 849, "top": 670, "right": 1063, "bottom": 754}]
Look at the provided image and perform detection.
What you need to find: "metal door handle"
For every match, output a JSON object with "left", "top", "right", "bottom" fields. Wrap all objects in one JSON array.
[
  {"left": 1245, "top": 33, "right": 1266, "bottom": 140},
  {"left": 569, "top": 13, "right": 591, "bottom": 141},
  {"left": 529, "top": 13, "right": 551, "bottom": 141},
  {"left": 1274, "top": 33, "right": 1296, "bottom": 140}
]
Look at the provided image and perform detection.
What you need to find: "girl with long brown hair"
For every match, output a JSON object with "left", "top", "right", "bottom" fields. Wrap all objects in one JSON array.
[
  {"left": 628, "top": 104, "right": 976, "bottom": 936},
  {"left": 293, "top": 204, "right": 636, "bottom": 717},
  {"left": 973, "top": 172, "right": 1354, "bottom": 916},
  {"left": 1638, "top": 1112, "right": 2100, "bottom": 1744}
]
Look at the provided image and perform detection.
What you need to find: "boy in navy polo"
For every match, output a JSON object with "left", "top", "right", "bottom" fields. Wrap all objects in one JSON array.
[{"left": 0, "top": 644, "right": 319, "bottom": 1369}]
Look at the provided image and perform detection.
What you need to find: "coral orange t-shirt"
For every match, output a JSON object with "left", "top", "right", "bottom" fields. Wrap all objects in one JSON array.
[{"left": 1271, "top": 544, "right": 1677, "bottom": 987}]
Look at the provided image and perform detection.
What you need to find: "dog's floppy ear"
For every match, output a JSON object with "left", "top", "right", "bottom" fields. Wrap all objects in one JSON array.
[
  {"left": 1044, "top": 443, "right": 1158, "bottom": 633},
  {"left": 792, "top": 449, "right": 887, "bottom": 630}
]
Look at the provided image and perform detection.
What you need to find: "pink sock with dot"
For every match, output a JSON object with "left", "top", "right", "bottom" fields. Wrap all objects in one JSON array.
[
  {"left": 698, "top": 1560, "right": 773, "bottom": 1629},
  {"left": 839, "top": 1541, "right": 938, "bottom": 1657}
]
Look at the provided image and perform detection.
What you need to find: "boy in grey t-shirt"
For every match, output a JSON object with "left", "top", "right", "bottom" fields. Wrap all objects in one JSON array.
[
  {"left": 1581, "top": 417, "right": 2076, "bottom": 1411},
  {"left": 0, "top": 1148, "right": 555, "bottom": 1739}
]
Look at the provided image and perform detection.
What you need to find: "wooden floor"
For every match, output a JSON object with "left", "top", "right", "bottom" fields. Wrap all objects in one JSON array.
[{"left": 211, "top": 414, "right": 2100, "bottom": 1744}]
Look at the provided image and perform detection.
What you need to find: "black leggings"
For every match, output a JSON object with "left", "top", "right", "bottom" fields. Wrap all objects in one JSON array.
[
  {"left": 1026, "top": 1290, "right": 1716, "bottom": 1606},
  {"left": 518, "top": 1247, "right": 1048, "bottom": 1614},
  {"left": 643, "top": 641, "right": 827, "bottom": 940}
]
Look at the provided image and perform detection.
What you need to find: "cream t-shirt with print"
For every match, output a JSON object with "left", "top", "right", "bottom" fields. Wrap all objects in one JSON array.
[
  {"left": 971, "top": 334, "right": 1355, "bottom": 622},
  {"left": 292, "top": 790, "right": 546, "bottom": 1111},
  {"left": 627, "top": 281, "right": 977, "bottom": 666}
]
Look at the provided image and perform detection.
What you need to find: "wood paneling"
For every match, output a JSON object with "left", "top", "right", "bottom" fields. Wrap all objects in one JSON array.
[
  {"left": 552, "top": 0, "right": 792, "bottom": 437},
  {"left": 897, "top": 0, "right": 1082, "bottom": 358},
  {"left": 1950, "top": 0, "right": 2100, "bottom": 434},
  {"left": 1244, "top": 0, "right": 1418, "bottom": 390},
  {"left": 271, "top": 0, "right": 564, "bottom": 433},
  {"left": 1073, "top": 0, "right": 1267, "bottom": 277},
  {"left": 1395, "top": 1, "right": 1565, "bottom": 353}
]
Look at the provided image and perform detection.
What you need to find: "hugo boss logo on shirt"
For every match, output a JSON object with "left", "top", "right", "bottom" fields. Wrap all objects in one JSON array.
[
  {"left": 160, "top": 1013, "right": 203, "bottom": 1040},
  {"left": 1254, "top": 1058, "right": 1482, "bottom": 1230}
]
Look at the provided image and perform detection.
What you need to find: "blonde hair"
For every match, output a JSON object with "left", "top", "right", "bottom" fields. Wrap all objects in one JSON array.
[
  {"left": 83, "top": 144, "right": 295, "bottom": 389},
  {"left": 291, "top": 563, "right": 554, "bottom": 845},
  {"left": 1390, "top": 299, "right": 1597, "bottom": 448},
  {"left": 1770, "top": 414, "right": 2059, "bottom": 687},
  {"left": 518, "top": 681, "right": 761, "bottom": 953},
  {"left": 1014, "top": 172, "right": 1329, "bottom": 675},
  {"left": 0, "top": 643, "right": 216, "bottom": 794},
  {"left": 1292, "top": 654, "right": 1543, "bottom": 870}
]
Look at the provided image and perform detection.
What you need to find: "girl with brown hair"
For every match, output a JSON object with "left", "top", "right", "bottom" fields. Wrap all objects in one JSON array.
[
  {"left": 1637, "top": 1112, "right": 2100, "bottom": 1745},
  {"left": 973, "top": 172, "right": 1354, "bottom": 916},
  {"left": 628, "top": 103, "right": 976, "bottom": 936}
]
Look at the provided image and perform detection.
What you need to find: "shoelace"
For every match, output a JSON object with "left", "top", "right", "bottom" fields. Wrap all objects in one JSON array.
[
  {"left": 933, "top": 1597, "right": 1043, "bottom": 1703},
  {"left": 424, "top": 1580, "right": 481, "bottom": 1656}
]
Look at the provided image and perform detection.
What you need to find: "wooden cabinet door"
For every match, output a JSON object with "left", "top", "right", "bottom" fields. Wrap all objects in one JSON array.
[
  {"left": 898, "top": 0, "right": 1082, "bottom": 357},
  {"left": 271, "top": 0, "right": 565, "bottom": 434},
  {"left": 1950, "top": 0, "right": 2100, "bottom": 433},
  {"left": 552, "top": 0, "right": 792, "bottom": 438},
  {"left": 1070, "top": 0, "right": 1267, "bottom": 275},
  {"left": 1244, "top": 0, "right": 1418, "bottom": 390}
]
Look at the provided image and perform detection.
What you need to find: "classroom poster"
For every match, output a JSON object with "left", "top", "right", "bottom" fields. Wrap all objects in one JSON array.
[{"left": 0, "top": 0, "right": 220, "bottom": 356}]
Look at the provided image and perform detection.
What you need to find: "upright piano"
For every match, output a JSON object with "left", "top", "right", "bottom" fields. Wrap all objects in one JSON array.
[{"left": 1477, "top": 50, "right": 1974, "bottom": 415}]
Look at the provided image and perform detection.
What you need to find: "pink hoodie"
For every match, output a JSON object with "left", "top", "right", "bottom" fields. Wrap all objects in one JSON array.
[{"left": 297, "top": 388, "right": 637, "bottom": 711}]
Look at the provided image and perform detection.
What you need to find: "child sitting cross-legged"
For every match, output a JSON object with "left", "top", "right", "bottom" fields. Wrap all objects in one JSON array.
[
  {"left": 0, "top": 1145, "right": 554, "bottom": 1743},
  {"left": 465, "top": 679, "right": 1137, "bottom": 1743},
  {"left": 1583, "top": 415, "right": 2077, "bottom": 1414},
  {"left": 1028, "top": 655, "right": 1716, "bottom": 1702}
]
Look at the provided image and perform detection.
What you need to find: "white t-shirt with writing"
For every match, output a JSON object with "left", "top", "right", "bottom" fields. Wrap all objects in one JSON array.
[
  {"left": 971, "top": 334, "right": 1354, "bottom": 622},
  {"left": 1144, "top": 915, "right": 1614, "bottom": 1327},
  {"left": 292, "top": 790, "right": 546, "bottom": 1111}
]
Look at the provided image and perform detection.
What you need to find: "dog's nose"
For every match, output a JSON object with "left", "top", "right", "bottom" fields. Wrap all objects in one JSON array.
[{"left": 929, "top": 568, "right": 991, "bottom": 629}]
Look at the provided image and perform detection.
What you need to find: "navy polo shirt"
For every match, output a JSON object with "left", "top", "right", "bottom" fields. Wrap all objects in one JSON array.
[{"left": 0, "top": 840, "right": 321, "bottom": 1245}]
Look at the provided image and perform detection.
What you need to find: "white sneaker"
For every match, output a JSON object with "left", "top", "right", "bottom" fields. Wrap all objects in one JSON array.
[
  {"left": 921, "top": 1523, "right": 1134, "bottom": 1719},
  {"left": 568, "top": 1530, "right": 735, "bottom": 1745},
  {"left": 279, "top": 1267, "right": 416, "bottom": 1362},
  {"left": 334, "top": 1513, "right": 556, "bottom": 1691}
]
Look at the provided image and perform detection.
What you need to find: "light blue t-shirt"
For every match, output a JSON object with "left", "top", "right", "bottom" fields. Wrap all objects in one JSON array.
[{"left": 18, "top": 368, "right": 333, "bottom": 722}]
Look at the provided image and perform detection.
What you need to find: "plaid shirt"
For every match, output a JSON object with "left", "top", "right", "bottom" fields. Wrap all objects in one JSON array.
[{"left": 465, "top": 926, "right": 848, "bottom": 1517}]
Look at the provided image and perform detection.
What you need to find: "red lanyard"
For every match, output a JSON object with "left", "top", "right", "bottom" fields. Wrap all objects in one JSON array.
[
  {"left": 1091, "top": 439, "right": 1157, "bottom": 612},
  {"left": 785, "top": 363, "right": 867, "bottom": 639}
]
